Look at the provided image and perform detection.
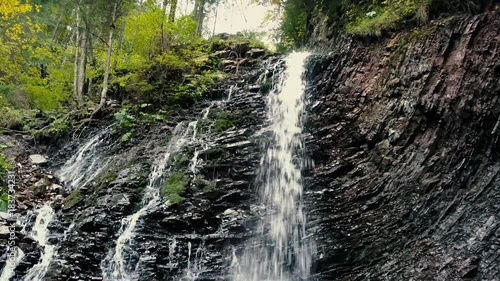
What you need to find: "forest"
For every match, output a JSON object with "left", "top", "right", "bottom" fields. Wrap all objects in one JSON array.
[{"left": 0, "top": 0, "right": 492, "bottom": 134}]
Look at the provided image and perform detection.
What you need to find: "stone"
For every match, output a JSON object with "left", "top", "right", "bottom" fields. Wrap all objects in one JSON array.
[
  {"left": 0, "top": 212, "right": 10, "bottom": 220},
  {"left": 0, "top": 225, "right": 9, "bottom": 239},
  {"left": 29, "top": 154, "right": 47, "bottom": 165},
  {"left": 246, "top": 48, "right": 265, "bottom": 58}
]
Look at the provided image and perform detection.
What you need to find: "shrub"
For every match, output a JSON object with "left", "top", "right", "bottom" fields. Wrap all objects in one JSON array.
[
  {"left": 0, "top": 107, "right": 24, "bottom": 129},
  {"left": 114, "top": 107, "right": 136, "bottom": 130},
  {"left": 161, "top": 171, "right": 189, "bottom": 204}
]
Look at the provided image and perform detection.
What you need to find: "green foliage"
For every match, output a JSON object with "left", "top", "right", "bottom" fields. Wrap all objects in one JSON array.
[
  {"left": 120, "top": 130, "right": 134, "bottom": 143},
  {"left": 172, "top": 70, "right": 223, "bottom": 104},
  {"left": 161, "top": 171, "right": 189, "bottom": 204},
  {"left": 278, "top": 0, "right": 311, "bottom": 49},
  {"left": 0, "top": 146, "right": 11, "bottom": 211},
  {"left": 42, "top": 116, "right": 70, "bottom": 137},
  {"left": 345, "top": 0, "right": 431, "bottom": 36},
  {"left": 274, "top": 0, "right": 490, "bottom": 46},
  {"left": 0, "top": 193, "right": 8, "bottom": 211},
  {"left": 0, "top": 107, "right": 25, "bottom": 129},
  {"left": 214, "top": 110, "right": 234, "bottom": 133},
  {"left": 0, "top": 150, "right": 13, "bottom": 179},
  {"left": 114, "top": 107, "right": 137, "bottom": 129},
  {"left": 139, "top": 111, "right": 166, "bottom": 122}
]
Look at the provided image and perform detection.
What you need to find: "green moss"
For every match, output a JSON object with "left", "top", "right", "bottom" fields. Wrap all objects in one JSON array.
[
  {"left": 193, "top": 176, "right": 216, "bottom": 193},
  {"left": 161, "top": 171, "right": 189, "bottom": 204},
  {"left": 214, "top": 111, "right": 234, "bottom": 133},
  {"left": 203, "top": 181, "right": 216, "bottom": 193},
  {"left": 205, "top": 147, "right": 224, "bottom": 158},
  {"left": 64, "top": 190, "right": 81, "bottom": 209},
  {"left": 345, "top": 0, "right": 431, "bottom": 36},
  {"left": 97, "top": 170, "right": 118, "bottom": 184}
]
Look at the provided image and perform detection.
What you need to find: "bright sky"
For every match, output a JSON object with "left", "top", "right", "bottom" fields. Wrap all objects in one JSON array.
[{"left": 177, "top": 0, "right": 279, "bottom": 43}]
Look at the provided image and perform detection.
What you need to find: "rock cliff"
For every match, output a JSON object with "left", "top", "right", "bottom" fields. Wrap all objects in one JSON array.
[{"left": 2, "top": 10, "right": 500, "bottom": 281}]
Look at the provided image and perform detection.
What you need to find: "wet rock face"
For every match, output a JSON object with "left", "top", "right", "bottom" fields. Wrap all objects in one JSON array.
[
  {"left": 20, "top": 52, "right": 276, "bottom": 280},
  {"left": 117, "top": 59, "right": 277, "bottom": 281},
  {"left": 304, "top": 13, "right": 500, "bottom": 280},
  {"left": 7, "top": 12, "right": 500, "bottom": 281}
]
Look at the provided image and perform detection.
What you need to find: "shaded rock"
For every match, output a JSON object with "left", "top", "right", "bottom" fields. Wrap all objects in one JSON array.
[{"left": 246, "top": 48, "right": 265, "bottom": 58}]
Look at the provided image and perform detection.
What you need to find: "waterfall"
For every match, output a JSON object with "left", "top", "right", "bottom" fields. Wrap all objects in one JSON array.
[
  {"left": 102, "top": 115, "right": 211, "bottom": 280},
  {"left": 189, "top": 101, "right": 216, "bottom": 175},
  {"left": 101, "top": 122, "right": 189, "bottom": 280},
  {"left": 0, "top": 127, "right": 118, "bottom": 281},
  {"left": 0, "top": 247, "right": 24, "bottom": 281},
  {"left": 0, "top": 212, "right": 28, "bottom": 281},
  {"left": 59, "top": 127, "right": 113, "bottom": 189},
  {"left": 232, "top": 52, "right": 314, "bottom": 281},
  {"left": 182, "top": 240, "right": 206, "bottom": 281},
  {"left": 22, "top": 205, "right": 56, "bottom": 281}
]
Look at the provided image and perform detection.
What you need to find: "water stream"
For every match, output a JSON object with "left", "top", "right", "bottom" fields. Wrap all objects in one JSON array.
[
  {"left": 102, "top": 104, "right": 219, "bottom": 280},
  {"left": 22, "top": 205, "right": 56, "bottom": 281},
  {"left": 232, "top": 52, "right": 314, "bottom": 281},
  {"left": 59, "top": 127, "right": 113, "bottom": 189},
  {"left": 0, "top": 128, "right": 117, "bottom": 281},
  {"left": 0, "top": 247, "right": 24, "bottom": 281}
]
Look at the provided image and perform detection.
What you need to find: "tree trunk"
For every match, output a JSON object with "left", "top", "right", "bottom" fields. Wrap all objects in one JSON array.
[
  {"left": 212, "top": 0, "right": 219, "bottom": 36},
  {"left": 160, "top": 0, "right": 168, "bottom": 53},
  {"left": 76, "top": 27, "right": 87, "bottom": 104},
  {"left": 195, "top": 0, "right": 206, "bottom": 36},
  {"left": 51, "top": 8, "right": 64, "bottom": 44},
  {"left": 97, "top": 0, "right": 119, "bottom": 110},
  {"left": 113, "top": 22, "right": 126, "bottom": 71},
  {"left": 62, "top": 13, "right": 76, "bottom": 65},
  {"left": 73, "top": 11, "right": 81, "bottom": 105},
  {"left": 168, "top": 0, "right": 178, "bottom": 23},
  {"left": 87, "top": 34, "right": 94, "bottom": 96}
]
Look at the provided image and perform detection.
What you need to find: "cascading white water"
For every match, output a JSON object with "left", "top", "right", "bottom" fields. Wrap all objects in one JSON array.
[
  {"left": 101, "top": 121, "right": 200, "bottom": 280},
  {"left": 232, "top": 52, "right": 314, "bottom": 281},
  {"left": 182, "top": 240, "right": 206, "bottom": 281},
  {"left": 23, "top": 205, "right": 56, "bottom": 281},
  {"left": 59, "top": 127, "right": 112, "bottom": 189},
  {"left": 0, "top": 247, "right": 24, "bottom": 281},
  {"left": 0, "top": 128, "right": 114, "bottom": 281},
  {"left": 0, "top": 212, "right": 29, "bottom": 281},
  {"left": 189, "top": 102, "right": 217, "bottom": 174}
]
